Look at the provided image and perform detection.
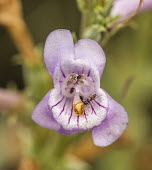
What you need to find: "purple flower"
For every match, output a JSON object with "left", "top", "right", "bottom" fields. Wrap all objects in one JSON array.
[
  {"left": 32, "top": 29, "right": 128, "bottom": 147},
  {"left": 111, "top": 0, "right": 152, "bottom": 20}
]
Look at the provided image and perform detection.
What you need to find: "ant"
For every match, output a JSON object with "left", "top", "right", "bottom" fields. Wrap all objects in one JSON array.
[
  {"left": 67, "top": 74, "right": 85, "bottom": 86},
  {"left": 80, "top": 94, "right": 96, "bottom": 105}
]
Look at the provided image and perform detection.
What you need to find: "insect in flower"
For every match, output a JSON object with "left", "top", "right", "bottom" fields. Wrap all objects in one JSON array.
[
  {"left": 70, "top": 87, "right": 75, "bottom": 94},
  {"left": 67, "top": 73, "right": 77, "bottom": 86},
  {"left": 80, "top": 94, "right": 97, "bottom": 105},
  {"left": 73, "top": 94, "right": 97, "bottom": 116},
  {"left": 32, "top": 29, "right": 128, "bottom": 147},
  {"left": 73, "top": 101, "right": 84, "bottom": 116},
  {"left": 76, "top": 74, "right": 85, "bottom": 84}
]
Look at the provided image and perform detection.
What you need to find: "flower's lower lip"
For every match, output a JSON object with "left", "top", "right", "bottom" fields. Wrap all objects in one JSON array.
[{"left": 49, "top": 88, "right": 108, "bottom": 131}]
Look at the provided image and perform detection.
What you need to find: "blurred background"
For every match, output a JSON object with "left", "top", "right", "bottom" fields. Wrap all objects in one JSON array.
[{"left": 0, "top": 0, "right": 152, "bottom": 170}]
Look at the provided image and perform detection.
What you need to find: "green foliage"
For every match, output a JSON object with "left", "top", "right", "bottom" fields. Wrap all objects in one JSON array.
[{"left": 77, "top": 0, "right": 117, "bottom": 42}]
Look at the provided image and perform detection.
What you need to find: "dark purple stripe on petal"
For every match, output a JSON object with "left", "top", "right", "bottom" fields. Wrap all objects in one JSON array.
[
  {"left": 87, "top": 69, "right": 91, "bottom": 77},
  {"left": 94, "top": 100, "right": 107, "bottom": 110},
  {"left": 51, "top": 96, "right": 64, "bottom": 110},
  {"left": 58, "top": 99, "right": 67, "bottom": 116},
  {"left": 60, "top": 67, "right": 66, "bottom": 78},
  {"left": 77, "top": 116, "right": 79, "bottom": 127},
  {"left": 89, "top": 102, "right": 96, "bottom": 115},
  {"left": 68, "top": 105, "right": 73, "bottom": 124},
  {"left": 64, "top": 100, "right": 70, "bottom": 115},
  {"left": 84, "top": 110, "right": 88, "bottom": 122}
]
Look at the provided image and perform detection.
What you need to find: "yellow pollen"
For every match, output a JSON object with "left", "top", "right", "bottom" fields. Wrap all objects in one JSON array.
[{"left": 73, "top": 101, "right": 85, "bottom": 116}]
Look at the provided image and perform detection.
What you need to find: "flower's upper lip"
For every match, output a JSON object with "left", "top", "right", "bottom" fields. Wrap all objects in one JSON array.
[{"left": 44, "top": 29, "right": 106, "bottom": 77}]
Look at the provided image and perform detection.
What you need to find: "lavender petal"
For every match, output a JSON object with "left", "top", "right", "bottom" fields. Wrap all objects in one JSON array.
[
  {"left": 111, "top": 0, "right": 152, "bottom": 20},
  {"left": 32, "top": 90, "right": 60, "bottom": 130},
  {"left": 92, "top": 92, "right": 128, "bottom": 147},
  {"left": 58, "top": 126, "right": 85, "bottom": 135},
  {"left": 74, "top": 38, "right": 106, "bottom": 76},
  {"left": 44, "top": 29, "right": 75, "bottom": 76}
]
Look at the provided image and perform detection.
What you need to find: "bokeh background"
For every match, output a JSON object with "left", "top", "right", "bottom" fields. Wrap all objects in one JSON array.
[{"left": 0, "top": 0, "right": 152, "bottom": 170}]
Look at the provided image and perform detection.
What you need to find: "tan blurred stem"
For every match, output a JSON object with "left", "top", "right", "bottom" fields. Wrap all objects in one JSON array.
[
  {"left": 66, "top": 129, "right": 132, "bottom": 163},
  {"left": 0, "top": 0, "right": 39, "bottom": 64},
  {"left": 0, "top": 88, "right": 25, "bottom": 111},
  {"left": 125, "top": 0, "right": 144, "bottom": 23},
  {"left": 7, "top": 18, "right": 39, "bottom": 64},
  {"left": 18, "top": 158, "right": 40, "bottom": 170}
]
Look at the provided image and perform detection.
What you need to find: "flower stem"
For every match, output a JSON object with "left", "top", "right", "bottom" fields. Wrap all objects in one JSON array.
[{"left": 79, "top": 0, "right": 93, "bottom": 38}]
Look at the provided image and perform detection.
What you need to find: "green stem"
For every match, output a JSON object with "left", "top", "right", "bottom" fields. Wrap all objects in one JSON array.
[{"left": 79, "top": 0, "right": 93, "bottom": 38}]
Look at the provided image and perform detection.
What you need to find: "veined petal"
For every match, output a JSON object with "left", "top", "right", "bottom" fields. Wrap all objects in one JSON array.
[
  {"left": 44, "top": 29, "right": 75, "bottom": 75},
  {"left": 48, "top": 88, "right": 108, "bottom": 132},
  {"left": 111, "top": 0, "right": 152, "bottom": 20},
  {"left": 74, "top": 39, "right": 106, "bottom": 76},
  {"left": 32, "top": 90, "right": 60, "bottom": 130},
  {"left": 92, "top": 92, "right": 128, "bottom": 147}
]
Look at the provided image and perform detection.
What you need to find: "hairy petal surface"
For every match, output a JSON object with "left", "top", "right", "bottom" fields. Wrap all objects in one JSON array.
[
  {"left": 111, "top": 0, "right": 152, "bottom": 20},
  {"left": 44, "top": 29, "right": 75, "bottom": 75},
  {"left": 92, "top": 92, "right": 128, "bottom": 147},
  {"left": 75, "top": 39, "right": 106, "bottom": 76},
  {"left": 32, "top": 90, "right": 60, "bottom": 130}
]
